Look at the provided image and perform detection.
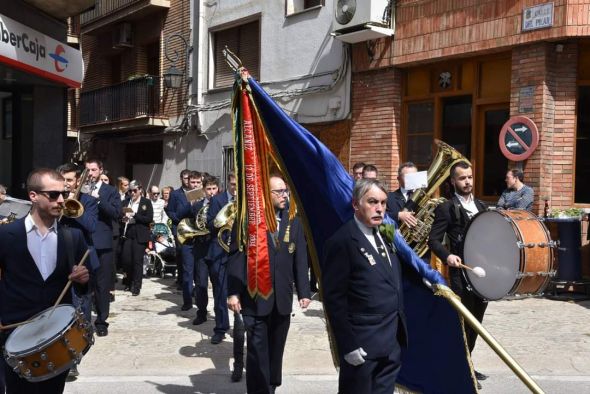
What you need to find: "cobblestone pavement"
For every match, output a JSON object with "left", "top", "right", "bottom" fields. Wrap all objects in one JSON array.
[{"left": 63, "top": 276, "right": 590, "bottom": 393}]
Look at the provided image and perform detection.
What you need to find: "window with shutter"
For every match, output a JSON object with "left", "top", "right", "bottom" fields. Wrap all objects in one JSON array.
[{"left": 213, "top": 20, "right": 260, "bottom": 89}]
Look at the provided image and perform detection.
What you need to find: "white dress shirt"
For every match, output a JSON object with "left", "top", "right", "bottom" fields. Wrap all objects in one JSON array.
[
  {"left": 25, "top": 214, "right": 58, "bottom": 281},
  {"left": 91, "top": 180, "right": 103, "bottom": 198},
  {"left": 455, "top": 193, "right": 479, "bottom": 219},
  {"left": 354, "top": 216, "right": 391, "bottom": 265}
]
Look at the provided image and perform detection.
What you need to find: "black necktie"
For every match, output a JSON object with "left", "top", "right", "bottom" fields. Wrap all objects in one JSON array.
[{"left": 372, "top": 228, "right": 389, "bottom": 263}]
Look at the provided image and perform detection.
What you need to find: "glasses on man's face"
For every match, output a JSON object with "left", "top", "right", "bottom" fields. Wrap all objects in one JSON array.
[
  {"left": 271, "top": 189, "right": 289, "bottom": 196},
  {"left": 130, "top": 189, "right": 141, "bottom": 194},
  {"left": 151, "top": 192, "right": 160, "bottom": 196},
  {"left": 36, "top": 190, "right": 69, "bottom": 201}
]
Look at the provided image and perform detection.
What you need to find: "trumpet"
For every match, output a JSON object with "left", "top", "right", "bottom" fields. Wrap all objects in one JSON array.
[{"left": 62, "top": 169, "right": 90, "bottom": 218}]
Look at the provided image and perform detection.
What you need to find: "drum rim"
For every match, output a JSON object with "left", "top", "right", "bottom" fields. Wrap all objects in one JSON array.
[{"left": 4, "top": 304, "right": 78, "bottom": 357}]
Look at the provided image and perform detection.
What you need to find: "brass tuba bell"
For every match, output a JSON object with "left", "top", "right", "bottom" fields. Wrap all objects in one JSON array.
[{"left": 177, "top": 204, "right": 210, "bottom": 245}]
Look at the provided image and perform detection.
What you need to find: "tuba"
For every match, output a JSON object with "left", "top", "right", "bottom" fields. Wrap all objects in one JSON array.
[
  {"left": 177, "top": 204, "right": 210, "bottom": 245},
  {"left": 0, "top": 212, "right": 17, "bottom": 225},
  {"left": 400, "top": 139, "right": 471, "bottom": 257},
  {"left": 214, "top": 201, "right": 237, "bottom": 253},
  {"left": 62, "top": 168, "right": 90, "bottom": 218}
]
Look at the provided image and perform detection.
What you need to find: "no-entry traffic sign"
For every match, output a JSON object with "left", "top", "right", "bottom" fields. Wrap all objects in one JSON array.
[{"left": 498, "top": 116, "right": 539, "bottom": 161}]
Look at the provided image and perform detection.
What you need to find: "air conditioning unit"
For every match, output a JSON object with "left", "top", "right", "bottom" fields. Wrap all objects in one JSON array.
[
  {"left": 332, "top": 0, "right": 394, "bottom": 44},
  {"left": 113, "top": 22, "right": 133, "bottom": 48}
]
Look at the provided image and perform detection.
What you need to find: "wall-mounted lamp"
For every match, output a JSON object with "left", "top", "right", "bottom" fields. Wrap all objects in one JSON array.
[{"left": 163, "top": 33, "right": 192, "bottom": 89}]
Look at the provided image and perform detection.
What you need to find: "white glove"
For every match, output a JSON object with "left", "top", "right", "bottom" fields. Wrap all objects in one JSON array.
[{"left": 344, "top": 347, "right": 367, "bottom": 366}]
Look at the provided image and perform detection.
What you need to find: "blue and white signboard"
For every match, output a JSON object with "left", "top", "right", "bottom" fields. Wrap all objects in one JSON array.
[{"left": 522, "top": 2, "right": 554, "bottom": 32}]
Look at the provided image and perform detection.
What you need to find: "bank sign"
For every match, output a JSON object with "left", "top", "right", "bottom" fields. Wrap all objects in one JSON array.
[
  {"left": 522, "top": 3, "right": 554, "bottom": 32},
  {"left": 0, "top": 14, "right": 83, "bottom": 88}
]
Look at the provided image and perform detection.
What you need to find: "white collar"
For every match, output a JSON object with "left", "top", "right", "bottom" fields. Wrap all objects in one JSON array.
[
  {"left": 25, "top": 213, "right": 58, "bottom": 234},
  {"left": 94, "top": 180, "right": 103, "bottom": 189},
  {"left": 455, "top": 193, "right": 474, "bottom": 204},
  {"left": 354, "top": 215, "right": 376, "bottom": 237}
]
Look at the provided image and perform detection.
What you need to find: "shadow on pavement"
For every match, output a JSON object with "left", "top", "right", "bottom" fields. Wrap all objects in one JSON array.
[{"left": 147, "top": 371, "right": 246, "bottom": 394}]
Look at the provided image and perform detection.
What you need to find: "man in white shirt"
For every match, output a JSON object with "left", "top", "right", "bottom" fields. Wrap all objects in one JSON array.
[{"left": 0, "top": 168, "right": 89, "bottom": 393}]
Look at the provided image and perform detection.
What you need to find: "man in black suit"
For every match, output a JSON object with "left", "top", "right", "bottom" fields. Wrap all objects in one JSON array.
[
  {"left": 386, "top": 162, "right": 419, "bottom": 228},
  {"left": 227, "top": 174, "right": 311, "bottom": 394},
  {"left": 85, "top": 159, "right": 121, "bottom": 337},
  {"left": 121, "top": 180, "right": 153, "bottom": 296},
  {"left": 0, "top": 168, "right": 89, "bottom": 394},
  {"left": 427, "top": 160, "right": 488, "bottom": 386},
  {"left": 322, "top": 178, "right": 407, "bottom": 394}
]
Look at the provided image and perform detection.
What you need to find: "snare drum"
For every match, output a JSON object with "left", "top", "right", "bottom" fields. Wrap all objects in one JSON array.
[
  {"left": 463, "top": 209, "right": 555, "bottom": 301},
  {"left": 4, "top": 304, "right": 94, "bottom": 382}
]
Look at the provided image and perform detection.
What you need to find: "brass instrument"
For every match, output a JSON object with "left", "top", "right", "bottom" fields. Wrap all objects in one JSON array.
[
  {"left": 0, "top": 212, "right": 17, "bottom": 225},
  {"left": 62, "top": 169, "right": 90, "bottom": 219},
  {"left": 400, "top": 139, "right": 471, "bottom": 257},
  {"left": 177, "top": 204, "right": 210, "bottom": 245},
  {"left": 214, "top": 201, "right": 237, "bottom": 253}
]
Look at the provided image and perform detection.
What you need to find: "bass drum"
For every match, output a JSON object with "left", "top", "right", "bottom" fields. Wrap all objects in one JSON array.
[{"left": 463, "top": 209, "right": 555, "bottom": 301}]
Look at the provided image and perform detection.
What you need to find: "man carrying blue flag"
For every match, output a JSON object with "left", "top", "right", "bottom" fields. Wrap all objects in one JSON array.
[{"left": 322, "top": 178, "right": 408, "bottom": 394}]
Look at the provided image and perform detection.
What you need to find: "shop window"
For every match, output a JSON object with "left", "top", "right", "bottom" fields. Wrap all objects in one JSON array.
[
  {"left": 481, "top": 108, "right": 509, "bottom": 197},
  {"left": 575, "top": 86, "right": 590, "bottom": 203},
  {"left": 286, "top": 0, "right": 323, "bottom": 16},
  {"left": 441, "top": 96, "right": 471, "bottom": 158},
  {"left": 406, "top": 101, "right": 434, "bottom": 169},
  {"left": 212, "top": 20, "right": 260, "bottom": 89},
  {"left": 2, "top": 98, "right": 12, "bottom": 139}
]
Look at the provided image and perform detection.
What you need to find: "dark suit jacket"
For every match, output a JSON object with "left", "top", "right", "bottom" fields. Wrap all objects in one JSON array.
[
  {"left": 321, "top": 219, "right": 407, "bottom": 359},
  {"left": 428, "top": 195, "right": 488, "bottom": 262},
  {"left": 386, "top": 189, "right": 407, "bottom": 223},
  {"left": 165, "top": 187, "right": 191, "bottom": 236},
  {"left": 0, "top": 218, "right": 88, "bottom": 325},
  {"left": 61, "top": 193, "right": 100, "bottom": 272},
  {"left": 227, "top": 209, "right": 311, "bottom": 317},
  {"left": 206, "top": 192, "right": 231, "bottom": 262},
  {"left": 122, "top": 197, "right": 153, "bottom": 243},
  {"left": 92, "top": 183, "right": 121, "bottom": 250}
]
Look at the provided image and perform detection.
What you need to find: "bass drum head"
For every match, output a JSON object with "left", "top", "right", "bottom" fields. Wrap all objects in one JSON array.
[
  {"left": 463, "top": 210, "right": 520, "bottom": 300},
  {"left": 5, "top": 305, "right": 76, "bottom": 354}
]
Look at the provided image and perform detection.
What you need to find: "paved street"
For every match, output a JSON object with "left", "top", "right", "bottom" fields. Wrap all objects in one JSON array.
[{"left": 64, "top": 276, "right": 590, "bottom": 394}]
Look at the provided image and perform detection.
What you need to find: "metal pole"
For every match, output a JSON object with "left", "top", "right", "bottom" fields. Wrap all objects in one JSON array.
[{"left": 434, "top": 284, "right": 545, "bottom": 394}]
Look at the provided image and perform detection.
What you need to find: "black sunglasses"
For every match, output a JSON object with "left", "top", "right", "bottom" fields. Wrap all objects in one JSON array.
[{"left": 36, "top": 190, "right": 69, "bottom": 201}]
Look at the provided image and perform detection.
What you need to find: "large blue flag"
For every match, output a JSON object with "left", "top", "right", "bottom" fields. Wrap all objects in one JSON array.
[{"left": 244, "top": 75, "right": 477, "bottom": 393}]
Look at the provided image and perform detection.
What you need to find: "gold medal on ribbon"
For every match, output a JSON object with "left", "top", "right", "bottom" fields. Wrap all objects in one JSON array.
[{"left": 288, "top": 242, "right": 296, "bottom": 254}]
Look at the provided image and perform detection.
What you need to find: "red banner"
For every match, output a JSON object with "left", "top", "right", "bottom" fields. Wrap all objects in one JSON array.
[{"left": 241, "top": 89, "right": 273, "bottom": 298}]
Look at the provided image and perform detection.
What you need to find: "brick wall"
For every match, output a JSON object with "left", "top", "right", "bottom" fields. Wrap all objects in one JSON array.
[
  {"left": 306, "top": 120, "right": 351, "bottom": 169},
  {"left": 351, "top": 0, "right": 590, "bottom": 69},
  {"left": 350, "top": 67, "right": 402, "bottom": 190},
  {"left": 510, "top": 41, "right": 577, "bottom": 213}
]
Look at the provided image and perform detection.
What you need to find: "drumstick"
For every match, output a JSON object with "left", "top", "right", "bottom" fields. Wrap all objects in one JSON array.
[
  {"left": 49, "top": 249, "right": 90, "bottom": 317},
  {"left": 0, "top": 318, "right": 36, "bottom": 331},
  {"left": 458, "top": 263, "right": 486, "bottom": 278}
]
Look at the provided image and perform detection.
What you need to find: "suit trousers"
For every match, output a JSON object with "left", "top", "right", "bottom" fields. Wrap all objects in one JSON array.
[
  {"left": 121, "top": 237, "right": 147, "bottom": 293},
  {"left": 338, "top": 352, "right": 401, "bottom": 394},
  {"left": 93, "top": 248, "right": 113, "bottom": 328},
  {"left": 193, "top": 243, "right": 210, "bottom": 317},
  {"left": 207, "top": 256, "right": 229, "bottom": 334},
  {"left": 180, "top": 243, "right": 195, "bottom": 306},
  {"left": 449, "top": 269, "right": 488, "bottom": 352},
  {"left": 243, "top": 309, "right": 291, "bottom": 394}
]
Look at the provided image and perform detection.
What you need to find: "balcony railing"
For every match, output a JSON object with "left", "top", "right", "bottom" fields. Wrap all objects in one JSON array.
[
  {"left": 80, "top": 0, "right": 140, "bottom": 25},
  {"left": 80, "top": 76, "right": 162, "bottom": 127}
]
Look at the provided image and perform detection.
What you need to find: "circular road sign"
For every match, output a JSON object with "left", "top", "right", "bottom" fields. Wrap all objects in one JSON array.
[{"left": 498, "top": 116, "right": 539, "bottom": 161}]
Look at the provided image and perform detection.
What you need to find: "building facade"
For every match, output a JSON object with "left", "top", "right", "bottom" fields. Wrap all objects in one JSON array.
[
  {"left": 0, "top": 0, "right": 88, "bottom": 198},
  {"left": 351, "top": 0, "right": 590, "bottom": 214}
]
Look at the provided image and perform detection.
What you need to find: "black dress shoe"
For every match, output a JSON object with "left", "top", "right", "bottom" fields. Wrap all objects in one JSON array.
[
  {"left": 477, "top": 381, "right": 482, "bottom": 390},
  {"left": 192, "top": 314, "right": 207, "bottom": 325},
  {"left": 132, "top": 291, "right": 140, "bottom": 296},
  {"left": 475, "top": 370, "right": 488, "bottom": 381},
  {"left": 231, "top": 364, "right": 243, "bottom": 382},
  {"left": 181, "top": 304, "right": 192, "bottom": 311},
  {"left": 96, "top": 326, "right": 108, "bottom": 337},
  {"left": 211, "top": 333, "right": 225, "bottom": 344}
]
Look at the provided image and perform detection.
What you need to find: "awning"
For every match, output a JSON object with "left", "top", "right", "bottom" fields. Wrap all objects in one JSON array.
[{"left": 0, "top": 13, "right": 84, "bottom": 88}]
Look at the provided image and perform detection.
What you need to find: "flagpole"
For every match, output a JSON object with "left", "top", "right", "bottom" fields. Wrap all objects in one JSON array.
[{"left": 433, "top": 284, "right": 545, "bottom": 394}]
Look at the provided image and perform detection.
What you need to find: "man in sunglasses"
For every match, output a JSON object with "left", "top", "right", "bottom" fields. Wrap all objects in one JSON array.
[
  {"left": 0, "top": 168, "right": 89, "bottom": 393},
  {"left": 148, "top": 185, "right": 168, "bottom": 224},
  {"left": 85, "top": 158, "right": 121, "bottom": 337}
]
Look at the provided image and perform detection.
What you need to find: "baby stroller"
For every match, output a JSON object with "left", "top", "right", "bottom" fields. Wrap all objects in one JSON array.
[{"left": 145, "top": 223, "right": 177, "bottom": 278}]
